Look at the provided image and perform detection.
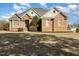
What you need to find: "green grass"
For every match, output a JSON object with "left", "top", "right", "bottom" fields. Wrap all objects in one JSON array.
[{"left": 0, "top": 33, "right": 79, "bottom": 56}]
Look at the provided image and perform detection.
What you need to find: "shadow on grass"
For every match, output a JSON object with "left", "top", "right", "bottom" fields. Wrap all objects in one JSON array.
[{"left": 0, "top": 33, "right": 79, "bottom": 56}]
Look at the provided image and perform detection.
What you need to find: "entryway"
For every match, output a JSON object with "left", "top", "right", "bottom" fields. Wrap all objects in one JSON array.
[{"left": 25, "top": 20, "right": 29, "bottom": 30}]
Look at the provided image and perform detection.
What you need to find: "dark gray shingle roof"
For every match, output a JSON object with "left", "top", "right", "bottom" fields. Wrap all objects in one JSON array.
[
  {"left": 17, "top": 8, "right": 47, "bottom": 18},
  {"left": 32, "top": 8, "right": 47, "bottom": 16}
]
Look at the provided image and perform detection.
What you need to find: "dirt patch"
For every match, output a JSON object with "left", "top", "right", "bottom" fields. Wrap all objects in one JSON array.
[{"left": 0, "top": 33, "right": 78, "bottom": 56}]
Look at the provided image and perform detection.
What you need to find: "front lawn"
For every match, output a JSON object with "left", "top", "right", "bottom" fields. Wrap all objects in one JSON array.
[{"left": 0, "top": 33, "right": 79, "bottom": 56}]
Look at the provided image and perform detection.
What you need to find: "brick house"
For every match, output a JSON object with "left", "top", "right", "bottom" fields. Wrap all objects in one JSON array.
[{"left": 9, "top": 7, "right": 68, "bottom": 32}]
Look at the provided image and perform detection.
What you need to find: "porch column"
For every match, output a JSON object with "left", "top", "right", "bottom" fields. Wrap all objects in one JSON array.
[{"left": 9, "top": 20, "right": 12, "bottom": 31}]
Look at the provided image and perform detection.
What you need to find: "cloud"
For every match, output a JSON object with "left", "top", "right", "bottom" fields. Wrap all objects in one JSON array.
[
  {"left": 13, "top": 4, "right": 26, "bottom": 13},
  {"left": 56, "top": 6, "right": 70, "bottom": 14},
  {"left": 0, "top": 3, "right": 31, "bottom": 21},
  {"left": 19, "top": 3, "right": 31, "bottom": 8},
  {"left": 56, "top": 6, "right": 66, "bottom": 11},
  {"left": 0, "top": 12, "right": 15, "bottom": 21},
  {"left": 74, "top": 11, "right": 79, "bottom": 17},
  {"left": 56, "top": 4, "right": 78, "bottom": 14},
  {"left": 40, "top": 3, "right": 48, "bottom": 9},
  {"left": 68, "top": 4, "right": 77, "bottom": 10},
  {"left": 13, "top": 3, "right": 31, "bottom": 13}
]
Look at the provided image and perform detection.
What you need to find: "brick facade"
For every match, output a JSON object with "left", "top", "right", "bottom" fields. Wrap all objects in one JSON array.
[
  {"left": 53, "top": 13, "right": 67, "bottom": 32},
  {"left": 42, "top": 19, "right": 53, "bottom": 32},
  {"left": 42, "top": 13, "right": 67, "bottom": 32},
  {"left": 9, "top": 14, "right": 31, "bottom": 32}
]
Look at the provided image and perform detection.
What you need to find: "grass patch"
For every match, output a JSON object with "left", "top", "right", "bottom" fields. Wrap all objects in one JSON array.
[{"left": 0, "top": 33, "right": 78, "bottom": 56}]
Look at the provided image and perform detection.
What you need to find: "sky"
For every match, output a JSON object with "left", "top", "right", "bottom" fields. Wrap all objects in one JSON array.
[{"left": 0, "top": 3, "right": 79, "bottom": 25}]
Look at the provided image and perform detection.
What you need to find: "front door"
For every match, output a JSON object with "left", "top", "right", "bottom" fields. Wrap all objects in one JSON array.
[{"left": 25, "top": 20, "right": 29, "bottom": 30}]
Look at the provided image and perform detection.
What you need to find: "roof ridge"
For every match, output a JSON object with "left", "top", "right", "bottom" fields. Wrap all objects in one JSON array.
[
  {"left": 17, "top": 8, "right": 47, "bottom": 18},
  {"left": 54, "top": 7, "right": 67, "bottom": 17}
]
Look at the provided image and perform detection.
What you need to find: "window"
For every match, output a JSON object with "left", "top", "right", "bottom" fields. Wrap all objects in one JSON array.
[
  {"left": 12, "top": 20, "right": 19, "bottom": 28},
  {"left": 31, "top": 12, "right": 33, "bottom": 14},
  {"left": 53, "top": 10, "right": 55, "bottom": 13}
]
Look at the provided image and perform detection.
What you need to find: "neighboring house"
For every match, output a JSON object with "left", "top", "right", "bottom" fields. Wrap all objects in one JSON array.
[{"left": 9, "top": 7, "right": 68, "bottom": 32}]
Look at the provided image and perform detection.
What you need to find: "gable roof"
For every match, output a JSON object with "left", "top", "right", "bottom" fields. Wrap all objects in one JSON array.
[
  {"left": 17, "top": 8, "right": 47, "bottom": 18},
  {"left": 54, "top": 7, "right": 67, "bottom": 20},
  {"left": 41, "top": 7, "right": 67, "bottom": 20},
  {"left": 53, "top": 7, "right": 67, "bottom": 17},
  {"left": 9, "top": 14, "right": 21, "bottom": 21},
  {"left": 9, "top": 7, "right": 67, "bottom": 21},
  {"left": 32, "top": 8, "right": 47, "bottom": 16}
]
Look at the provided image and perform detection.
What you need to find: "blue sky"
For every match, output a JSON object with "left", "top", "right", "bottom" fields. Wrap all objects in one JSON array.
[{"left": 0, "top": 3, "right": 79, "bottom": 25}]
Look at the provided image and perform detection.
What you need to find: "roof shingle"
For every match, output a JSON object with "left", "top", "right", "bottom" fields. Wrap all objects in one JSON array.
[{"left": 17, "top": 8, "right": 47, "bottom": 18}]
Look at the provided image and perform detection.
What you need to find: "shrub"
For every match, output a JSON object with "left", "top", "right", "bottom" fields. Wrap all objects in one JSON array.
[
  {"left": 29, "top": 26, "right": 37, "bottom": 31},
  {"left": 30, "top": 16, "right": 39, "bottom": 31},
  {"left": 18, "top": 28, "right": 23, "bottom": 32},
  {"left": 67, "top": 25, "right": 71, "bottom": 30},
  {"left": 1, "top": 22, "right": 9, "bottom": 31},
  {"left": 76, "top": 28, "right": 79, "bottom": 33}
]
